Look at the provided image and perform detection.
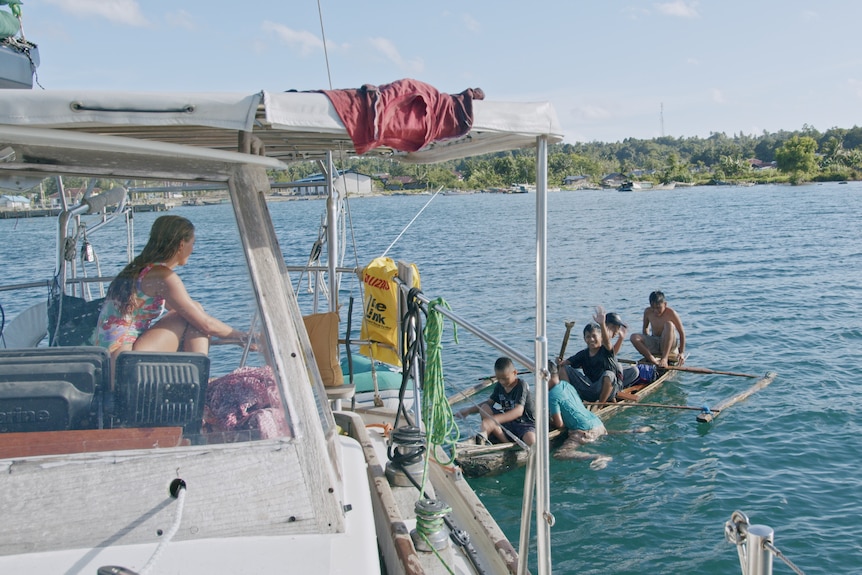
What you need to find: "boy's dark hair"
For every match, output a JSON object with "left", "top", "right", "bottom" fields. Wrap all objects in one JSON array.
[
  {"left": 494, "top": 357, "right": 514, "bottom": 372},
  {"left": 547, "top": 360, "right": 558, "bottom": 375},
  {"left": 649, "top": 290, "right": 666, "bottom": 305},
  {"left": 583, "top": 323, "right": 600, "bottom": 336}
]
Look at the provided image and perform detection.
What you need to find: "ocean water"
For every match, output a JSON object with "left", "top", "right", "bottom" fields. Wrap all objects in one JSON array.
[{"left": 1, "top": 182, "right": 860, "bottom": 574}]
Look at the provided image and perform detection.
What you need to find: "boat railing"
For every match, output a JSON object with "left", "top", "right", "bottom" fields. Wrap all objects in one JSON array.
[
  {"left": 395, "top": 277, "right": 535, "bottom": 372},
  {"left": 0, "top": 276, "right": 117, "bottom": 293},
  {"left": 725, "top": 511, "right": 806, "bottom": 575},
  {"left": 284, "top": 265, "right": 358, "bottom": 274}
]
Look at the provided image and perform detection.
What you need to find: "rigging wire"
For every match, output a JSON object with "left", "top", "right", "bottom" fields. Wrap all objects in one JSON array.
[
  {"left": 380, "top": 186, "right": 443, "bottom": 259},
  {"left": 316, "top": 0, "right": 333, "bottom": 90}
]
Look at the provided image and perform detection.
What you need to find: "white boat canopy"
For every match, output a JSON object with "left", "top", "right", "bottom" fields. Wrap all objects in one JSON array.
[{"left": 0, "top": 89, "right": 562, "bottom": 163}]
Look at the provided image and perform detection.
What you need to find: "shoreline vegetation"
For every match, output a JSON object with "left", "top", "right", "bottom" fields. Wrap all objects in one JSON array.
[
  {"left": 270, "top": 124, "right": 862, "bottom": 192},
  {"left": 5, "top": 126, "right": 861, "bottom": 209}
]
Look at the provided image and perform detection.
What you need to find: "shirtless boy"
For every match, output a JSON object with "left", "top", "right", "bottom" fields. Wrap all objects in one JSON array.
[{"left": 630, "top": 290, "right": 686, "bottom": 368}]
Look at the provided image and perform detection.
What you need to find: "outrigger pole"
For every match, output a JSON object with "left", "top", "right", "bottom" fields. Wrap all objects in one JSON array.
[{"left": 697, "top": 371, "right": 777, "bottom": 423}]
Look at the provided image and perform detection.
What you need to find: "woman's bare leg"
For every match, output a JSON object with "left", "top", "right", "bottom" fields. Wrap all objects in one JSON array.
[{"left": 133, "top": 311, "right": 186, "bottom": 352}]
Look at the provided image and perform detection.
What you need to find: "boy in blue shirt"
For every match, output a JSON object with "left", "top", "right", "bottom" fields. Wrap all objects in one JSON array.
[{"left": 547, "top": 360, "right": 608, "bottom": 460}]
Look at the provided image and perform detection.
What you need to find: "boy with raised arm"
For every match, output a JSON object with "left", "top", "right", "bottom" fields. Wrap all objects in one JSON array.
[
  {"left": 456, "top": 357, "right": 536, "bottom": 446},
  {"left": 630, "top": 290, "right": 686, "bottom": 368},
  {"left": 558, "top": 306, "right": 622, "bottom": 404}
]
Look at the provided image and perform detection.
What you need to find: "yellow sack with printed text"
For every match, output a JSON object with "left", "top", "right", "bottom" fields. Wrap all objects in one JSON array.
[{"left": 359, "top": 257, "right": 420, "bottom": 367}]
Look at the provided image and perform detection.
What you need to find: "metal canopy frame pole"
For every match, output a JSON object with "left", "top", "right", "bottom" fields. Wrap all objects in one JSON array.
[
  {"left": 533, "top": 135, "right": 552, "bottom": 575},
  {"left": 325, "top": 150, "right": 339, "bottom": 312}
]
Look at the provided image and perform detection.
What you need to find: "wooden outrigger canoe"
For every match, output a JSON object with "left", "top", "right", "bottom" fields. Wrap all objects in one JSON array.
[{"left": 454, "top": 368, "right": 675, "bottom": 478}]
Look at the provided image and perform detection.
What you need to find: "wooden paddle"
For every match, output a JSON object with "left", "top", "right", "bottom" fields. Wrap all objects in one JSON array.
[
  {"left": 557, "top": 320, "right": 576, "bottom": 363},
  {"left": 618, "top": 358, "right": 759, "bottom": 378},
  {"left": 448, "top": 377, "right": 495, "bottom": 406}
]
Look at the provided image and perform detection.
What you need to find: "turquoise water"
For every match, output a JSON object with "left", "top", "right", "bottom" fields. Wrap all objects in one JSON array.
[{"left": 2, "top": 183, "right": 861, "bottom": 573}]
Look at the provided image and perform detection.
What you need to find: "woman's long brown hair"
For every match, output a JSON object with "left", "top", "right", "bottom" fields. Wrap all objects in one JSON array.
[{"left": 106, "top": 215, "right": 195, "bottom": 316}]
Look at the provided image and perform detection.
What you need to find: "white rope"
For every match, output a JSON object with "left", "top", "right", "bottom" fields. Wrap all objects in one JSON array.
[
  {"left": 380, "top": 186, "right": 443, "bottom": 258},
  {"left": 138, "top": 484, "right": 187, "bottom": 575}
]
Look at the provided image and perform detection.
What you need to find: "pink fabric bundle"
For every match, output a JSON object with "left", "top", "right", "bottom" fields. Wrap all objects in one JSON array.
[{"left": 204, "top": 366, "right": 291, "bottom": 439}]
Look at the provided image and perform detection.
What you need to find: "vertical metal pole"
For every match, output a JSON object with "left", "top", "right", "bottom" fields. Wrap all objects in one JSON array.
[
  {"left": 326, "top": 151, "right": 339, "bottom": 313},
  {"left": 534, "top": 136, "right": 552, "bottom": 575},
  {"left": 517, "top": 449, "right": 537, "bottom": 575},
  {"left": 746, "top": 525, "right": 774, "bottom": 575}
]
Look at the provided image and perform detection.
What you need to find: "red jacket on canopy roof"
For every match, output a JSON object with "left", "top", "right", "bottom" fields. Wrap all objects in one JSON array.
[{"left": 321, "top": 79, "right": 485, "bottom": 155}]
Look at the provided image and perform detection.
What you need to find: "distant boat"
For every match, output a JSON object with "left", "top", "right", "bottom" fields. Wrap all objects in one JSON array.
[
  {"left": 619, "top": 181, "right": 675, "bottom": 192},
  {"left": 509, "top": 183, "right": 533, "bottom": 193}
]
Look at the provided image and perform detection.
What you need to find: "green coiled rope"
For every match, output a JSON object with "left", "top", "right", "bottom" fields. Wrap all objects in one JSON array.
[{"left": 420, "top": 297, "right": 460, "bottom": 484}]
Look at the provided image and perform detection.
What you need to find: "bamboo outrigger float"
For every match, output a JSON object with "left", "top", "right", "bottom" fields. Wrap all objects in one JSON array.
[{"left": 454, "top": 369, "right": 675, "bottom": 478}]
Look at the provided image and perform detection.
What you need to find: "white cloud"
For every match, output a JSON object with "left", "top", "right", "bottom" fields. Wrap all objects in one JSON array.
[
  {"left": 165, "top": 9, "right": 195, "bottom": 31},
  {"left": 262, "top": 21, "right": 325, "bottom": 57},
  {"left": 369, "top": 37, "right": 424, "bottom": 73},
  {"left": 712, "top": 88, "right": 726, "bottom": 104},
  {"left": 571, "top": 104, "right": 612, "bottom": 122},
  {"left": 655, "top": 0, "right": 700, "bottom": 18},
  {"left": 800, "top": 10, "right": 819, "bottom": 22},
  {"left": 44, "top": 0, "right": 149, "bottom": 26},
  {"left": 686, "top": 57, "right": 699, "bottom": 65},
  {"left": 849, "top": 79, "right": 862, "bottom": 98},
  {"left": 462, "top": 14, "right": 481, "bottom": 32}
]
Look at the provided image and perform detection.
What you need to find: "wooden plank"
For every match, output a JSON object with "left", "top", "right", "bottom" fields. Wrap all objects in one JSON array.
[
  {"left": 0, "top": 427, "right": 183, "bottom": 459},
  {"left": 696, "top": 371, "right": 777, "bottom": 423}
]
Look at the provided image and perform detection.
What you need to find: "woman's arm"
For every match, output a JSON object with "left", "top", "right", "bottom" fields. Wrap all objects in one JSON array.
[{"left": 144, "top": 267, "right": 245, "bottom": 340}]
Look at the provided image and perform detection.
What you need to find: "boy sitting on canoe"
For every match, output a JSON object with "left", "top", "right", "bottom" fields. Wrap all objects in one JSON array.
[
  {"left": 456, "top": 357, "right": 536, "bottom": 446},
  {"left": 547, "top": 360, "right": 608, "bottom": 460},
  {"left": 558, "top": 307, "right": 622, "bottom": 403},
  {"left": 630, "top": 290, "right": 686, "bottom": 368}
]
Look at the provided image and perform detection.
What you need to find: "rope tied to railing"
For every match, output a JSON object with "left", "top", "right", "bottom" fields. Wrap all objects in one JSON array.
[{"left": 420, "top": 297, "right": 460, "bottom": 483}]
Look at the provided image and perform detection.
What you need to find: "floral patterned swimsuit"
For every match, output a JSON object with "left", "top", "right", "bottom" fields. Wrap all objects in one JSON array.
[{"left": 94, "top": 263, "right": 168, "bottom": 354}]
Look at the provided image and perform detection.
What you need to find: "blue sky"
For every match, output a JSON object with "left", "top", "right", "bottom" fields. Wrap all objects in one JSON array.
[{"left": 20, "top": 0, "right": 862, "bottom": 143}]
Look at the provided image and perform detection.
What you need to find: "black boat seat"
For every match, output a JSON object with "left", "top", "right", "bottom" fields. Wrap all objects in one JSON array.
[
  {"left": 0, "top": 346, "right": 109, "bottom": 433},
  {"left": 113, "top": 351, "right": 209, "bottom": 435},
  {"left": 48, "top": 295, "right": 105, "bottom": 347}
]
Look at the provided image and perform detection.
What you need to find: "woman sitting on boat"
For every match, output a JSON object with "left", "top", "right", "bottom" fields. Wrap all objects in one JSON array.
[{"left": 94, "top": 215, "right": 251, "bottom": 373}]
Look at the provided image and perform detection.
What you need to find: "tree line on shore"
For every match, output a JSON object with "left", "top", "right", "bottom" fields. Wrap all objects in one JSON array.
[
  {"left": 24, "top": 125, "right": 862, "bottom": 201},
  {"left": 274, "top": 124, "right": 862, "bottom": 190}
]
